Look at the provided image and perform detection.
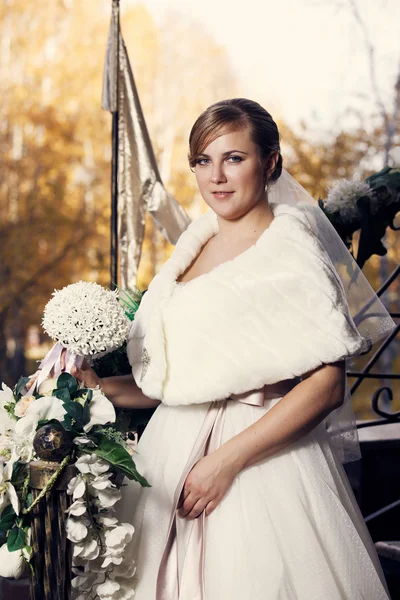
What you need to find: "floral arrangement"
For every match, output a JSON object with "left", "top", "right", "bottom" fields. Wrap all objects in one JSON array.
[
  {"left": 319, "top": 166, "right": 400, "bottom": 268},
  {"left": 0, "top": 281, "right": 147, "bottom": 598},
  {"left": 43, "top": 281, "right": 131, "bottom": 358}
]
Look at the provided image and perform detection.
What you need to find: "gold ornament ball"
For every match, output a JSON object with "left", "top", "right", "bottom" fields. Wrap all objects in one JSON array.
[{"left": 33, "top": 424, "right": 73, "bottom": 462}]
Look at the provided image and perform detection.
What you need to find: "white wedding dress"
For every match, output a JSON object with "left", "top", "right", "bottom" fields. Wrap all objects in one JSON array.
[
  {"left": 118, "top": 204, "right": 391, "bottom": 599},
  {"left": 119, "top": 282, "right": 390, "bottom": 600}
]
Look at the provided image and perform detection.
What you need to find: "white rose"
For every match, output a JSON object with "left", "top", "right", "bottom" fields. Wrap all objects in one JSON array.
[
  {"left": 14, "top": 396, "right": 35, "bottom": 418},
  {"left": 14, "top": 397, "right": 66, "bottom": 438}
]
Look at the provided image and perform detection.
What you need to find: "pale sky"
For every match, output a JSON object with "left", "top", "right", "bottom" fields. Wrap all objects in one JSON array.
[{"left": 130, "top": 0, "right": 400, "bottom": 133}]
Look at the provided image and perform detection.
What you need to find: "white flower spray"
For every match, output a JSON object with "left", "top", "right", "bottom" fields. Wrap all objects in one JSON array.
[
  {"left": 42, "top": 281, "right": 131, "bottom": 357},
  {"left": 67, "top": 455, "right": 137, "bottom": 599}
]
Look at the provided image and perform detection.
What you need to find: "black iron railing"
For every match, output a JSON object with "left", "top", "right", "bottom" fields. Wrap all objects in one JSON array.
[{"left": 347, "top": 265, "right": 399, "bottom": 525}]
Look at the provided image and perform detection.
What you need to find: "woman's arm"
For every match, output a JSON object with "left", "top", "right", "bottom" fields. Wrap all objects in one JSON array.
[
  {"left": 71, "top": 364, "right": 161, "bottom": 409},
  {"left": 218, "top": 360, "right": 345, "bottom": 472},
  {"left": 178, "top": 361, "right": 346, "bottom": 520},
  {"left": 100, "top": 374, "right": 161, "bottom": 409}
]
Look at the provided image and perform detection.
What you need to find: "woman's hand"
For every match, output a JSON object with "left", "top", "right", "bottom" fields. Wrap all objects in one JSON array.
[
  {"left": 177, "top": 450, "right": 240, "bottom": 520},
  {"left": 70, "top": 360, "right": 102, "bottom": 389}
]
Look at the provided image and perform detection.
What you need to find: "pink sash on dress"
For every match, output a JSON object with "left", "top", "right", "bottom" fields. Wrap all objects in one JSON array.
[{"left": 156, "top": 380, "right": 296, "bottom": 600}]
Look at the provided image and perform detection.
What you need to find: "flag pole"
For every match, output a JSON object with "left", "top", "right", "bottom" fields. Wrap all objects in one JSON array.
[{"left": 110, "top": 0, "right": 120, "bottom": 291}]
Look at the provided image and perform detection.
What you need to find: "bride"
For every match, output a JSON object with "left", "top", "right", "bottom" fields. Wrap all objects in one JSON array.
[{"left": 74, "top": 99, "right": 394, "bottom": 599}]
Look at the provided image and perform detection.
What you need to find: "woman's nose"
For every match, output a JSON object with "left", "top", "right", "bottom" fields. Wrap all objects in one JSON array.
[{"left": 211, "top": 164, "right": 227, "bottom": 184}]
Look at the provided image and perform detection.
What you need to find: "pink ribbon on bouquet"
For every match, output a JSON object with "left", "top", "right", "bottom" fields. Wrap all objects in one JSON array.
[
  {"left": 156, "top": 379, "right": 296, "bottom": 600},
  {"left": 23, "top": 342, "right": 84, "bottom": 397}
]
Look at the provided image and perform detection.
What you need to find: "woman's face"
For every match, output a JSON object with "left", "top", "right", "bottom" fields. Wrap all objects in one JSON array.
[{"left": 194, "top": 127, "right": 268, "bottom": 220}]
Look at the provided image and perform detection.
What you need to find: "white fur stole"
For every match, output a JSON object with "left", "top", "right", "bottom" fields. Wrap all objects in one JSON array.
[{"left": 127, "top": 203, "right": 368, "bottom": 406}]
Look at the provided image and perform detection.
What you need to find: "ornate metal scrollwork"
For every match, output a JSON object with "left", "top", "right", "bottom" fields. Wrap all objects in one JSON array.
[{"left": 371, "top": 386, "right": 400, "bottom": 421}]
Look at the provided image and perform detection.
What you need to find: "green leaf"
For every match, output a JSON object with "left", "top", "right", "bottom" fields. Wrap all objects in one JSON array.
[
  {"left": 57, "top": 373, "right": 78, "bottom": 395},
  {"left": 0, "top": 506, "right": 17, "bottom": 532},
  {"left": 0, "top": 530, "right": 6, "bottom": 547},
  {"left": 62, "top": 414, "right": 77, "bottom": 432},
  {"left": 7, "top": 526, "right": 26, "bottom": 552},
  {"left": 54, "top": 387, "right": 71, "bottom": 402},
  {"left": 11, "top": 461, "right": 28, "bottom": 488},
  {"left": 63, "top": 401, "right": 84, "bottom": 426},
  {"left": 82, "top": 401, "right": 90, "bottom": 427},
  {"left": 83, "top": 434, "right": 150, "bottom": 486},
  {"left": 25, "top": 493, "right": 33, "bottom": 509},
  {"left": 125, "top": 461, "right": 151, "bottom": 488},
  {"left": 15, "top": 377, "right": 30, "bottom": 398}
]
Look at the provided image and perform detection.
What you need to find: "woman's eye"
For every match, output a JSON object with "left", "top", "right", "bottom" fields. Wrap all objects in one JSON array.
[
  {"left": 227, "top": 155, "right": 242, "bottom": 163},
  {"left": 195, "top": 158, "right": 210, "bottom": 166}
]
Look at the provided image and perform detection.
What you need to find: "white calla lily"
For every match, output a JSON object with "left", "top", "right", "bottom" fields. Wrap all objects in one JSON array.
[
  {"left": 83, "top": 392, "right": 116, "bottom": 433},
  {"left": 0, "top": 383, "right": 14, "bottom": 410},
  {"left": 0, "top": 411, "right": 16, "bottom": 436},
  {"left": 15, "top": 397, "right": 66, "bottom": 437},
  {"left": 0, "top": 458, "right": 20, "bottom": 515},
  {"left": 0, "top": 544, "right": 26, "bottom": 579},
  {"left": 0, "top": 384, "right": 16, "bottom": 436}
]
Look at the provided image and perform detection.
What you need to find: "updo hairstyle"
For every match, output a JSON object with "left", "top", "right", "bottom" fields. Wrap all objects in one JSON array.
[{"left": 188, "top": 98, "right": 283, "bottom": 184}]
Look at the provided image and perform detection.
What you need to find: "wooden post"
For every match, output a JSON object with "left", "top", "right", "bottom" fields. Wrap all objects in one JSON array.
[{"left": 28, "top": 461, "right": 76, "bottom": 600}]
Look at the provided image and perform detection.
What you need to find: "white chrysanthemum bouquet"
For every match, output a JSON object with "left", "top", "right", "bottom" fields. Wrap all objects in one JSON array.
[
  {"left": 43, "top": 281, "right": 132, "bottom": 358},
  {"left": 0, "top": 282, "right": 147, "bottom": 597}
]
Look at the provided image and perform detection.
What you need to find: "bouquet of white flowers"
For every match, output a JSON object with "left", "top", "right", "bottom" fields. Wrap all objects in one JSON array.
[{"left": 0, "top": 282, "right": 147, "bottom": 599}]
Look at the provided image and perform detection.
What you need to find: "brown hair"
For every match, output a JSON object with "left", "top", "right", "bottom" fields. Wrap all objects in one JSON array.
[{"left": 188, "top": 98, "right": 282, "bottom": 183}]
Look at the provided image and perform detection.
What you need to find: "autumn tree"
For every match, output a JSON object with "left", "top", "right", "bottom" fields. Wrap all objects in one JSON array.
[{"left": 0, "top": 1, "right": 238, "bottom": 383}]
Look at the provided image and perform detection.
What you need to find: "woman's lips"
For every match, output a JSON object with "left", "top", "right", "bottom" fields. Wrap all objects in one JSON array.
[{"left": 212, "top": 191, "right": 234, "bottom": 199}]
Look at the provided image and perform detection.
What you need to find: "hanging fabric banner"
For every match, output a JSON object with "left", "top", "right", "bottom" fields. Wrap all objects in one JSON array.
[{"left": 102, "top": 0, "right": 191, "bottom": 288}]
